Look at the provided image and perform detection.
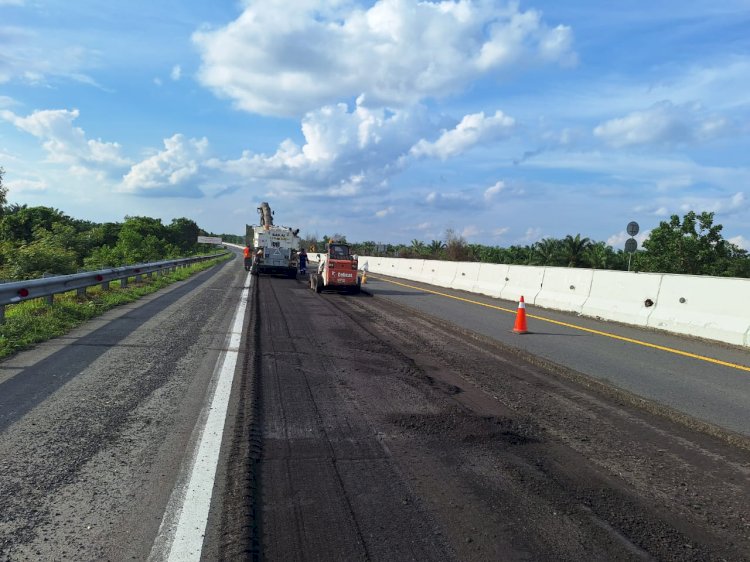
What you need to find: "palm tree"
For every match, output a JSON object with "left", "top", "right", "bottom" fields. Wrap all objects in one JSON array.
[
  {"left": 583, "top": 241, "right": 609, "bottom": 269},
  {"left": 533, "top": 238, "right": 561, "bottom": 265},
  {"left": 428, "top": 240, "right": 446, "bottom": 256},
  {"left": 410, "top": 239, "right": 427, "bottom": 256},
  {"left": 562, "top": 234, "right": 592, "bottom": 267}
]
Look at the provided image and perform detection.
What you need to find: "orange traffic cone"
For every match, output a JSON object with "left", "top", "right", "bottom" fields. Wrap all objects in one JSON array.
[{"left": 513, "top": 296, "right": 528, "bottom": 334}]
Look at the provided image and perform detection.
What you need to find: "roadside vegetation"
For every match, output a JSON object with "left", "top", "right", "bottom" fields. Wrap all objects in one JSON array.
[
  {"left": 0, "top": 254, "right": 230, "bottom": 360},
  {"left": 0, "top": 167, "right": 237, "bottom": 359},
  {"left": 0, "top": 166, "right": 238, "bottom": 282},
  {"left": 306, "top": 211, "right": 750, "bottom": 278}
]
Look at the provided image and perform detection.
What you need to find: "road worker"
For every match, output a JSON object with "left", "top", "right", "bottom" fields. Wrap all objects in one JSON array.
[
  {"left": 243, "top": 244, "right": 252, "bottom": 271},
  {"left": 298, "top": 248, "right": 308, "bottom": 274}
]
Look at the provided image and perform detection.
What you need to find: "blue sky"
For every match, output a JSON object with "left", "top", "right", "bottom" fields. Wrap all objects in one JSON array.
[{"left": 1, "top": 0, "right": 749, "bottom": 249}]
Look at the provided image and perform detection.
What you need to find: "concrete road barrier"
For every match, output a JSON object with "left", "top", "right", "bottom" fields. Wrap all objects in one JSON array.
[
  {"left": 472, "top": 263, "right": 509, "bottom": 298},
  {"left": 535, "top": 268, "right": 595, "bottom": 313},
  {"left": 581, "top": 270, "right": 662, "bottom": 327},
  {"left": 422, "top": 260, "right": 458, "bottom": 288},
  {"left": 451, "top": 262, "right": 483, "bottom": 293},
  {"left": 354, "top": 255, "right": 750, "bottom": 347},
  {"left": 647, "top": 274, "right": 750, "bottom": 346},
  {"left": 499, "top": 265, "right": 545, "bottom": 303},
  {"left": 397, "top": 259, "right": 428, "bottom": 283}
]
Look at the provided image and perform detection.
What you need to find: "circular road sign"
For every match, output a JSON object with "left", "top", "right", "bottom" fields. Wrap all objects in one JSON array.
[
  {"left": 625, "top": 238, "right": 637, "bottom": 253},
  {"left": 627, "top": 221, "right": 640, "bottom": 236}
]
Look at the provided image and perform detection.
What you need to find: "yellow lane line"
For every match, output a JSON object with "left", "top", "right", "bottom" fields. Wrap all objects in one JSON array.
[{"left": 369, "top": 275, "right": 750, "bottom": 373}]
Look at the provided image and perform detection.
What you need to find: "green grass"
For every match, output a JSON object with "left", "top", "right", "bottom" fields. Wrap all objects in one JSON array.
[{"left": 0, "top": 254, "right": 232, "bottom": 360}]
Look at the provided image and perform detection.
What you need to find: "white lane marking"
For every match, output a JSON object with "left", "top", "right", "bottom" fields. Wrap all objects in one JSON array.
[{"left": 150, "top": 271, "right": 253, "bottom": 561}]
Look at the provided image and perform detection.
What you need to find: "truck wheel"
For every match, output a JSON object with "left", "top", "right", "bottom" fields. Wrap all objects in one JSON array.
[{"left": 315, "top": 277, "right": 323, "bottom": 293}]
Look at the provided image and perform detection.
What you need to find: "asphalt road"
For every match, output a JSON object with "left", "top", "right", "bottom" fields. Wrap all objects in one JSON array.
[
  {"left": 218, "top": 273, "right": 750, "bottom": 561},
  {"left": 360, "top": 273, "right": 750, "bottom": 438},
  {"left": 2, "top": 258, "right": 750, "bottom": 560},
  {"left": 0, "top": 253, "right": 250, "bottom": 561}
]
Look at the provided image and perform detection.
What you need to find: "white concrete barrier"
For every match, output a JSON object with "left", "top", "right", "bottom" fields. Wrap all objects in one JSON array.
[
  {"left": 647, "top": 274, "right": 750, "bottom": 346},
  {"left": 581, "top": 270, "right": 662, "bottom": 327},
  {"left": 499, "top": 265, "right": 545, "bottom": 303},
  {"left": 472, "top": 263, "right": 509, "bottom": 298},
  {"left": 396, "top": 259, "right": 427, "bottom": 283},
  {"left": 535, "top": 268, "right": 595, "bottom": 313},
  {"left": 425, "top": 260, "right": 459, "bottom": 288},
  {"left": 353, "top": 255, "right": 750, "bottom": 347},
  {"left": 451, "top": 262, "right": 483, "bottom": 293}
]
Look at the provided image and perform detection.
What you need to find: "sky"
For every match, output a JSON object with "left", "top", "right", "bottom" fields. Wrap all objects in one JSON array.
[{"left": 1, "top": 0, "right": 749, "bottom": 249}]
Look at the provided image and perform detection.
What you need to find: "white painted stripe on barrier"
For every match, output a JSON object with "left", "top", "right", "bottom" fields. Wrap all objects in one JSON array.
[{"left": 150, "top": 271, "right": 253, "bottom": 562}]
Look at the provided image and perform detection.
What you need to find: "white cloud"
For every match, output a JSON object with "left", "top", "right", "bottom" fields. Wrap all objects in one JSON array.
[
  {"left": 520, "top": 227, "right": 543, "bottom": 244},
  {"left": 375, "top": 206, "right": 395, "bottom": 218},
  {"left": 424, "top": 190, "right": 475, "bottom": 209},
  {"left": 0, "top": 108, "right": 130, "bottom": 173},
  {"left": 484, "top": 180, "right": 505, "bottom": 201},
  {"left": 170, "top": 65, "right": 182, "bottom": 81},
  {"left": 677, "top": 191, "right": 747, "bottom": 215},
  {"left": 0, "top": 26, "right": 96, "bottom": 86},
  {"left": 492, "top": 226, "right": 510, "bottom": 237},
  {"left": 728, "top": 235, "right": 749, "bottom": 250},
  {"left": 193, "top": 0, "right": 575, "bottom": 116},
  {"left": 210, "top": 99, "right": 431, "bottom": 197},
  {"left": 462, "top": 225, "right": 480, "bottom": 238},
  {"left": 5, "top": 178, "right": 47, "bottom": 193},
  {"left": 410, "top": 111, "right": 515, "bottom": 159},
  {"left": 593, "top": 101, "right": 734, "bottom": 148},
  {"left": 119, "top": 134, "right": 209, "bottom": 197},
  {"left": 606, "top": 230, "right": 650, "bottom": 248}
]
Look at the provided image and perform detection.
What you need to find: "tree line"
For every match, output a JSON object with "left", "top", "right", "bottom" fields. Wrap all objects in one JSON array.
[
  {"left": 340, "top": 212, "right": 749, "bottom": 278},
  {"left": 0, "top": 167, "right": 234, "bottom": 281}
]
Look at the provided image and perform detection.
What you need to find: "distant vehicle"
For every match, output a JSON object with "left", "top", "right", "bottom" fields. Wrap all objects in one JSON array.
[
  {"left": 309, "top": 242, "right": 361, "bottom": 294},
  {"left": 246, "top": 202, "right": 300, "bottom": 278}
]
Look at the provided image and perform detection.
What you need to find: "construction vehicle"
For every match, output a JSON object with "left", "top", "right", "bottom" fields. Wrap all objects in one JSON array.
[
  {"left": 309, "top": 242, "right": 361, "bottom": 294},
  {"left": 245, "top": 202, "right": 300, "bottom": 277}
]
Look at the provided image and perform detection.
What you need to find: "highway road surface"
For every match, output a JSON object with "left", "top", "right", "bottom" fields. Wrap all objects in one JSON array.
[{"left": 1, "top": 254, "right": 749, "bottom": 560}]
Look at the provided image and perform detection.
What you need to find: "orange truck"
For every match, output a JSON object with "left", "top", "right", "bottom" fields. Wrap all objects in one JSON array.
[{"left": 309, "top": 243, "right": 361, "bottom": 294}]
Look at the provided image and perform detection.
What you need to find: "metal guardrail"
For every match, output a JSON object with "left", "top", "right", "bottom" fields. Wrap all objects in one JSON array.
[{"left": 0, "top": 252, "right": 230, "bottom": 323}]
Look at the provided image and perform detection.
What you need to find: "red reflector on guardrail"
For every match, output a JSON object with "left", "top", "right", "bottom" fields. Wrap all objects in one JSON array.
[
  {"left": 95, "top": 274, "right": 104, "bottom": 281},
  {"left": 18, "top": 288, "right": 29, "bottom": 298}
]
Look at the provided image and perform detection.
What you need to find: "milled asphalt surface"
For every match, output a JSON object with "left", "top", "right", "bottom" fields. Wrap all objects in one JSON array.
[{"left": 362, "top": 274, "right": 750, "bottom": 437}]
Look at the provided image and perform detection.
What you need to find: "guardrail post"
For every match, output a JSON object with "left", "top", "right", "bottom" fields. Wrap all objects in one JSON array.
[
  {"left": 77, "top": 287, "right": 87, "bottom": 298},
  {"left": 46, "top": 295, "right": 54, "bottom": 306},
  {"left": 135, "top": 275, "right": 142, "bottom": 282},
  {"left": 0, "top": 305, "right": 4, "bottom": 325},
  {"left": 102, "top": 281, "right": 109, "bottom": 291},
  {"left": 121, "top": 277, "right": 128, "bottom": 288}
]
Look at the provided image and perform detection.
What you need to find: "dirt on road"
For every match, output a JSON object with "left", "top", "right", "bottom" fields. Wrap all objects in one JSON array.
[{"left": 216, "top": 275, "right": 750, "bottom": 561}]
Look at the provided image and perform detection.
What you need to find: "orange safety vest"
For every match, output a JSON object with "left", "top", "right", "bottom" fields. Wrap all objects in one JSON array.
[{"left": 243, "top": 246, "right": 251, "bottom": 258}]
